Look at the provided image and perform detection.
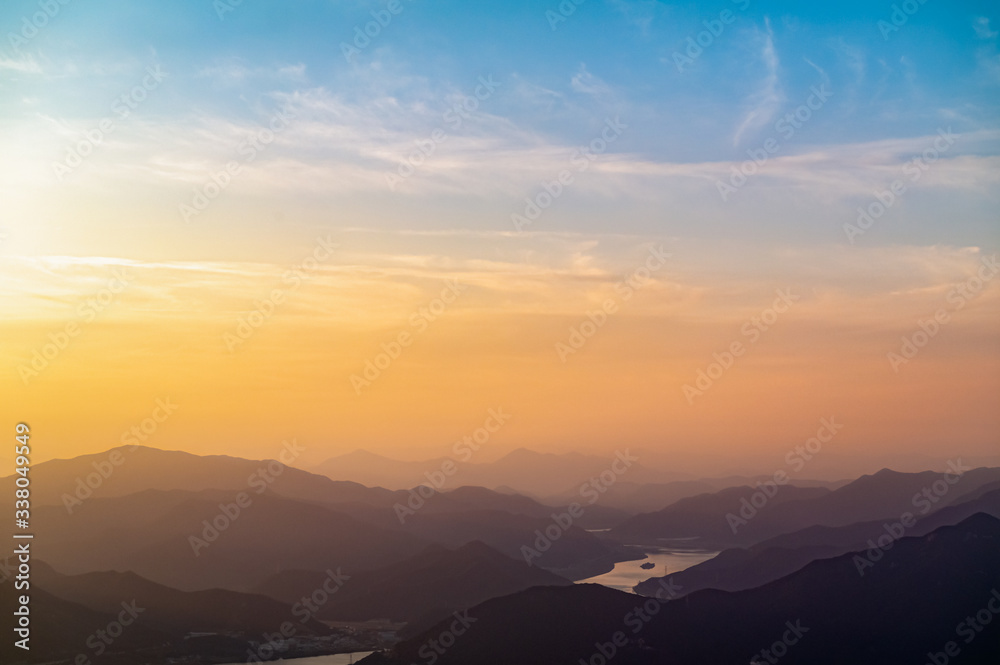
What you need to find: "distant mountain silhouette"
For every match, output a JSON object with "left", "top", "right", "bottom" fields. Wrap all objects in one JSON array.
[
  {"left": 612, "top": 484, "right": 830, "bottom": 547},
  {"left": 11, "top": 446, "right": 999, "bottom": 664},
  {"left": 376, "top": 486, "right": 629, "bottom": 528},
  {"left": 635, "top": 485, "right": 1000, "bottom": 598},
  {"left": 398, "top": 508, "right": 637, "bottom": 580},
  {"left": 314, "top": 449, "right": 458, "bottom": 489},
  {"left": 760, "top": 466, "right": 1000, "bottom": 529},
  {"left": 0, "top": 447, "right": 643, "bottom": 590},
  {"left": 923, "top": 486, "right": 1000, "bottom": 532},
  {"left": 316, "top": 447, "right": 677, "bottom": 496},
  {"left": 11, "top": 484, "right": 628, "bottom": 591},
  {"left": 19, "top": 488, "right": 429, "bottom": 591},
  {"left": 948, "top": 478, "right": 1000, "bottom": 505},
  {"left": 0, "top": 445, "right": 632, "bottom": 532},
  {"left": 397, "top": 485, "right": 631, "bottom": 529},
  {"left": 256, "top": 540, "right": 571, "bottom": 624},
  {"left": 544, "top": 476, "right": 845, "bottom": 514},
  {"left": 0, "top": 445, "right": 395, "bottom": 508},
  {"left": 363, "top": 514, "right": 1000, "bottom": 665},
  {"left": 613, "top": 466, "right": 1000, "bottom": 547}
]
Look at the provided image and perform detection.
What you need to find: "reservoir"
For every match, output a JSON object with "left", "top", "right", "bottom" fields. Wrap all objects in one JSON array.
[
  {"left": 578, "top": 547, "right": 718, "bottom": 593},
  {"left": 220, "top": 653, "right": 373, "bottom": 664}
]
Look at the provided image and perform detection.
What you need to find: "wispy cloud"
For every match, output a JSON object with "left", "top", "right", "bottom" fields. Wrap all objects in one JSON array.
[
  {"left": 972, "top": 18, "right": 1000, "bottom": 83},
  {"left": 733, "top": 18, "right": 785, "bottom": 147},
  {"left": 974, "top": 17, "right": 998, "bottom": 40},
  {"left": 0, "top": 54, "right": 42, "bottom": 75},
  {"left": 608, "top": 0, "right": 662, "bottom": 35},
  {"left": 570, "top": 64, "right": 612, "bottom": 97},
  {"left": 5, "top": 242, "right": 996, "bottom": 330},
  {"left": 11, "top": 81, "right": 998, "bottom": 208},
  {"left": 196, "top": 60, "right": 308, "bottom": 85}
]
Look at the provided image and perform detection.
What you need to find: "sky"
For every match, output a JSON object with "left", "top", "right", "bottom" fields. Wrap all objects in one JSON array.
[{"left": 1, "top": 0, "right": 998, "bottom": 475}]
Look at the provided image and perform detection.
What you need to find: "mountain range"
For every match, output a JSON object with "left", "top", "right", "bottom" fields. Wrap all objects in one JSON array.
[
  {"left": 612, "top": 466, "right": 1000, "bottom": 548},
  {"left": 362, "top": 514, "right": 1000, "bottom": 665},
  {"left": 5, "top": 446, "right": 1000, "bottom": 664},
  {"left": 313, "top": 447, "right": 684, "bottom": 496}
]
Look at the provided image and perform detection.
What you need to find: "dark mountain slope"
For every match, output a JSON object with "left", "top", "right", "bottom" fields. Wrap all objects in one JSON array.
[
  {"left": 256, "top": 540, "right": 571, "bottom": 623},
  {"left": 363, "top": 514, "right": 1000, "bottom": 665}
]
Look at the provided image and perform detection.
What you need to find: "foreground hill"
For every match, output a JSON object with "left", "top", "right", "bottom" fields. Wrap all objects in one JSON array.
[
  {"left": 256, "top": 540, "right": 572, "bottom": 625},
  {"left": 362, "top": 514, "right": 1000, "bottom": 665},
  {"left": 33, "top": 560, "right": 329, "bottom": 635},
  {"left": 0, "top": 582, "right": 172, "bottom": 665},
  {"left": 1, "top": 562, "right": 345, "bottom": 664}
]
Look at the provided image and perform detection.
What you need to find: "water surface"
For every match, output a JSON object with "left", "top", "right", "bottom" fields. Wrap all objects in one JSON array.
[
  {"left": 578, "top": 547, "right": 718, "bottom": 593},
  {"left": 220, "top": 653, "right": 373, "bottom": 664}
]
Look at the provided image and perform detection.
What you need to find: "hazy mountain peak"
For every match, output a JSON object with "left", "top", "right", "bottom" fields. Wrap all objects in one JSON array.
[
  {"left": 871, "top": 467, "right": 904, "bottom": 477},
  {"left": 334, "top": 449, "right": 399, "bottom": 462}
]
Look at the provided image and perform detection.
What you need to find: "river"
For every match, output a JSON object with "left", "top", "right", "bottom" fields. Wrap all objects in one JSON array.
[
  {"left": 578, "top": 547, "right": 718, "bottom": 593},
  {"left": 219, "top": 653, "right": 373, "bottom": 664}
]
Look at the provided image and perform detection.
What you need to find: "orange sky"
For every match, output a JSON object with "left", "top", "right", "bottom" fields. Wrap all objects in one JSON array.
[{"left": 4, "top": 237, "right": 998, "bottom": 474}]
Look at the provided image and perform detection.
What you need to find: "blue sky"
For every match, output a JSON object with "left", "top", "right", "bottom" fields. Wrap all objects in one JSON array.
[
  {"left": 1, "top": 0, "right": 998, "bottom": 260},
  {"left": 2, "top": 1, "right": 999, "bottom": 467}
]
